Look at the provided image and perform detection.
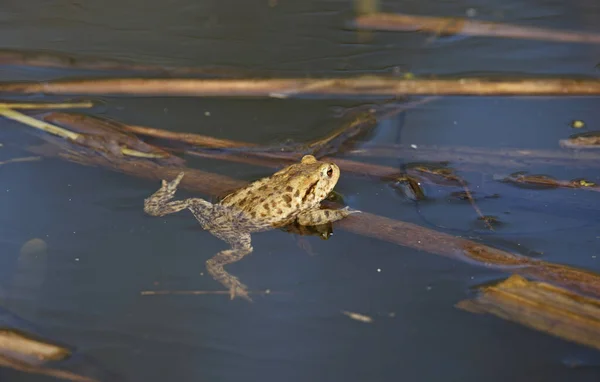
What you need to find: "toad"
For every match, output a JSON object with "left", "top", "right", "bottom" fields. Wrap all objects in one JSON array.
[{"left": 144, "top": 155, "right": 359, "bottom": 301}]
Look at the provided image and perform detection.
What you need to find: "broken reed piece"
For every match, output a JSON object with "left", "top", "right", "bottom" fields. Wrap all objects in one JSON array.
[
  {"left": 140, "top": 289, "right": 288, "bottom": 296},
  {"left": 3, "top": 76, "right": 600, "bottom": 97},
  {"left": 0, "top": 107, "right": 81, "bottom": 140},
  {"left": 0, "top": 329, "right": 96, "bottom": 381},
  {"left": 0, "top": 101, "right": 94, "bottom": 109},
  {"left": 457, "top": 274, "right": 600, "bottom": 351},
  {"left": 341, "top": 310, "right": 374, "bottom": 323},
  {"left": 354, "top": 12, "right": 600, "bottom": 44},
  {"left": 0, "top": 329, "right": 71, "bottom": 363},
  {"left": 559, "top": 131, "right": 600, "bottom": 149},
  {"left": 412, "top": 165, "right": 494, "bottom": 231},
  {"left": 494, "top": 172, "right": 600, "bottom": 193}
]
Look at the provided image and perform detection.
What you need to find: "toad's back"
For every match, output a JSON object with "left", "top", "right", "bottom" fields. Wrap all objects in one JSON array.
[{"left": 219, "top": 155, "right": 341, "bottom": 230}]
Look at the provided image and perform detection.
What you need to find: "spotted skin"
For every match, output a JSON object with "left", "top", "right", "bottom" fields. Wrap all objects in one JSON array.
[{"left": 144, "top": 155, "right": 359, "bottom": 301}]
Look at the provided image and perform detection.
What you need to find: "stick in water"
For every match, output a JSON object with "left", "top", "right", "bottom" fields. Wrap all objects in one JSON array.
[{"left": 0, "top": 101, "right": 94, "bottom": 109}]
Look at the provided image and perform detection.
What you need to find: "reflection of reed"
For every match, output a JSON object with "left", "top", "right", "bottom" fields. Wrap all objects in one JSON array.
[
  {"left": 457, "top": 275, "right": 600, "bottom": 351},
  {"left": 354, "top": 12, "right": 600, "bottom": 44},
  {"left": 0, "top": 48, "right": 253, "bottom": 77}
]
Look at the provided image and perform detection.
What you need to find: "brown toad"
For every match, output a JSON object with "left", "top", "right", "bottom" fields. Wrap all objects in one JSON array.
[{"left": 143, "top": 155, "right": 359, "bottom": 301}]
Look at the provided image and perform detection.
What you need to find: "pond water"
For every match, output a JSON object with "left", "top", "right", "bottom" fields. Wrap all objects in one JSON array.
[{"left": 1, "top": 0, "right": 600, "bottom": 381}]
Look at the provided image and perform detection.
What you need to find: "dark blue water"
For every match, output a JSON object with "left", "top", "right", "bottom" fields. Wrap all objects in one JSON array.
[{"left": 1, "top": 0, "right": 600, "bottom": 381}]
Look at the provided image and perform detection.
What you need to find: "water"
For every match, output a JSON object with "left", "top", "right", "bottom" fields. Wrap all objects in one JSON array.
[{"left": 1, "top": 0, "right": 600, "bottom": 381}]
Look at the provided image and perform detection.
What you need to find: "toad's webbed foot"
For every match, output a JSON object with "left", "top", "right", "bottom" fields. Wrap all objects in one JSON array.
[
  {"left": 154, "top": 171, "right": 185, "bottom": 201},
  {"left": 207, "top": 255, "right": 253, "bottom": 302},
  {"left": 163, "top": 171, "right": 185, "bottom": 193},
  {"left": 226, "top": 275, "right": 253, "bottom": 302},
  {"left": 205, "top": 234, "right": 254, "bottom": 302},
  {"left": 144, "top": 172, "right": 189, "bottom": 216}
]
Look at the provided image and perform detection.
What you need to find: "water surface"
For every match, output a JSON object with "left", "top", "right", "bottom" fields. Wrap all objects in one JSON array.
[{"left": 1, "top": 0, "right": 600, "bottom": 381}]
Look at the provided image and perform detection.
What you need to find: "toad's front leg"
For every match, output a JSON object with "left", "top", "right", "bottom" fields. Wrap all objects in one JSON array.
[
  {"left": 296, "top": 206, "right": 360, "bottom": 226},
  {"left": 205, "top": 232, "right": 254, "bottom": 302}
]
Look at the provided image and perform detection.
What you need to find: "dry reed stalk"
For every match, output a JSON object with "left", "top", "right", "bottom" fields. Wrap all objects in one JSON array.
[
  {"left": 354, "top": 12, "right": 600, "bottom": 44},
  {"left": 2, "top": 76, "right": 600, "bottom": 97},
  {"left": 458, "top": 274, "right": 600, "bottom": 351}
]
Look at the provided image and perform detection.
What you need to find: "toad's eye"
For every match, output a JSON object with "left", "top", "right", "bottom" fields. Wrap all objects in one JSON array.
[{"left": 326, "top": 167, "right": 333, "bottom": 178}]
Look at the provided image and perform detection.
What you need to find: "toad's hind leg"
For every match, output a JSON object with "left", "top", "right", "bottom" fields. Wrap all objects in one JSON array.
[
  {"left": 144, "top": 172, "right": 212, "bottom": 217},
  {"left": 144, "top": 172, "right": 188, "bottom": 216},
  {"left": 206, "top": 232, "right": 254, "bottom": 302}
]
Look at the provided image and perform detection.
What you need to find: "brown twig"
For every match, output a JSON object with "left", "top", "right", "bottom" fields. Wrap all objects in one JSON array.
[
  {"left": 0, "top": 101, "right": 94, "bottom": 110},
  {"left": 140, "top": 289, "right": 289, "bottom": 296},
  {"left": 559, "top": 131, "right": 600, "bottom": 149},
  {"left": 455, "top": 176, "right": 494, "bottom": 231},
  {"left": 3, "top": 76, "right": 600, "bottom": 97},
  {"left": 406, "top": 164, "right": 494, "bottom": 230},
  {"left": 354, "top": 12, "right": 600, "bottom": 44}
]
